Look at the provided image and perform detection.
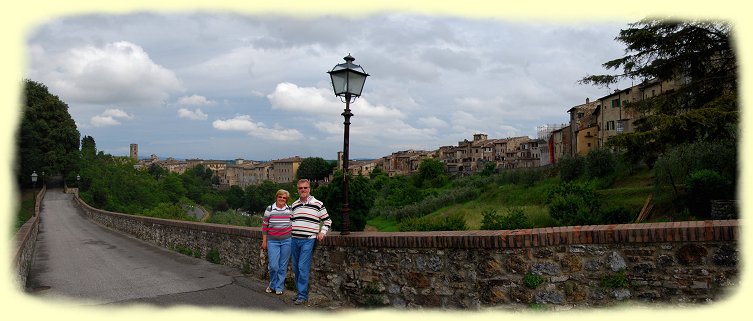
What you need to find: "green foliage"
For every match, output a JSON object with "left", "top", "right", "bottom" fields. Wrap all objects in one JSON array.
[
  {"left": 18, "top": 79, "right": 81, "bottom": 187},
  {"left": 174, "top": 245, "right": 194, "bottom": 256},
  {"left": 480, "top": 207, "right": 532, "bottom": 230},
  {"left": 398, "top": 213, "right": 468, "bottom": 231},
  {"left": 546, "top": 182, "right": 602, "bottom": 226},
  {"left": 296, "top": 157, "right": 336, "bottom": 182},
  {"left": 557, "top": 155, "right": 586, "bottom": 182},
  {"left": 206, "top": 248, "right": 221, "bottom": 264},
  {"left": 414, "top": 158, "right": 448, "bottom": 188},
  {"left": 523, "top": 272, "right": 544, "bottom": 289},
  {"left": 480, "top": 163, "right": 497, "bottom": 176},
  {"left": 245, "top": 180, "right": 287, "bottom": 214},
  {"left": 600, "top": 270, "right": 630, "bottom": 289},
  {"left": 686, "top": 169, "right": 733, "bottom": 218},
  {"left": 585, "top": 148, "right": 617, "bottom": 180},
  {"left": 317, "top": 170, "right": 375, "bottom": 231},
  {"left": 653, "top": 139, "right": 737, "bottom": 198},
  {"left": 142, "top": 202, "right": 196, "bottom": 221},
  {"left": 208, "top": 209, "right": 262, "bottom": 227}
]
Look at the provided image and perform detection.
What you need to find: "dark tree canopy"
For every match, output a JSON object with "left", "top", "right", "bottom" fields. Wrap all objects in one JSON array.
[
  {"left": 580, "top": 19, "right": 737, "bottom": 163},
  {"left": 296, "top": 157, "right": 335, "bottom": 182},
  {"left": 18, "top": 79, "right": 81, "bottom": 186}
]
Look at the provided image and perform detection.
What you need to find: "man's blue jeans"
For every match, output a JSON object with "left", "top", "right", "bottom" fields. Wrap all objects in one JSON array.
[
  {"left": 266, "top": 238, "right": 291, "bottom": 293},
  {"left": 291, "top": 237, "right": 315, "bottom": 301}
]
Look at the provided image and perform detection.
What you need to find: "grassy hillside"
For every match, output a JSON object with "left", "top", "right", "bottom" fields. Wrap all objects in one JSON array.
[{"left": 366, "top": 166, "right": 666, "bottom": 231}]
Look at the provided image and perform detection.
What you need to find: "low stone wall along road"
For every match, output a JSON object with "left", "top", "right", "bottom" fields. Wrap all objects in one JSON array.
[{"left": 25, "top": 189, "right": 300, "bottom": 310}]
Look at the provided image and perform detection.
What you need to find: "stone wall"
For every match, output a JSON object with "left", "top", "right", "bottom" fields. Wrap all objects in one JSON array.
[
  {"left": 74, "top": 195, "right": 739, "bottom": 309},
  {"left": 14, "top": 186, "right": 46, "bottom": 288}
]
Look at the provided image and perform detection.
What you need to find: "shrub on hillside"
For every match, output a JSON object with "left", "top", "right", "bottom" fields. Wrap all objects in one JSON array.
[
  {"left": 686, "top": 169, "right": 734, "bottom": 218},
  {"left": 480, "top": 208, "right": 532, "bottom": 230},
  {"left": 546, "top": 182, "right": 601, "bottom": 226},
  {"left": 398, "top": 213, "right": 468, "bottom": 231},
  {"left": 557, "top": 155, "right": 586, "bottom": 182},
  {"left": 654, "top": 139, "right": 737, "bottom": 197},
  {"left": 585, "top": 148, "right": 617, "bottom": 179}
]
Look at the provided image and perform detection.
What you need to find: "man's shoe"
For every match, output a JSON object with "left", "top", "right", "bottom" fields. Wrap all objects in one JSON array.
[
  {"left": 294, "top": 298, "right": 306, "bottom": 305},
  {"left": 276, "top": 290, "right": 283, "bottom": 295},
  {"left": 265, "top": 287, "right": 272, "bottom": 293}
]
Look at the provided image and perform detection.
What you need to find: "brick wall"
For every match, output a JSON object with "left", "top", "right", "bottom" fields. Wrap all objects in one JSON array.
[{"left": 74, "top": 195, "right": 739, "bottom": 309}]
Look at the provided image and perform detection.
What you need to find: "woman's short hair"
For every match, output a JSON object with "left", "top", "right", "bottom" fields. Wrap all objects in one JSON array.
[{"left": 275, "top": 189, "right": 290, "bottom": 199}]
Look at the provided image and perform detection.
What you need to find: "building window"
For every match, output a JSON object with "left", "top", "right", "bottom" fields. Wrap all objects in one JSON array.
[{"left": 611, "top": 99, "right": 620, "bottom": 107}]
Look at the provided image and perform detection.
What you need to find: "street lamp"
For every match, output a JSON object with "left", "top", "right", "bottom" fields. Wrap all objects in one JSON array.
[
  {"left": 76, "top": 174, "right": 81, "bottom": 194},
  {"left": 328, "top": 54, "right": 369, "bottom": 235},
  {"left": 31, "top": 171, "right": 38, "bottom": 189}
]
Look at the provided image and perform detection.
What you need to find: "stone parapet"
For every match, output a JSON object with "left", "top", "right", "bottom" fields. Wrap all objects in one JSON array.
[{"left": 73, "top": 195, "right": 739, "bottom": 309}]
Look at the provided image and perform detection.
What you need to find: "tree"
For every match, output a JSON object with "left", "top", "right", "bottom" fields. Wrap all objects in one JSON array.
[
  {"left": 581, "top": 19, "right": 737, "bottom": 164},
  {"left": 296, "top": 157, "right": 335, "bottom": 183},
  {"left": 317, "top": 171, "right": 375, "bottom": 232},
  {"left": 18, "top": 79, "right": 81, "bottom": 186},
  {"left": 414, "top": 158, "right": 448, "bottom": 188}
]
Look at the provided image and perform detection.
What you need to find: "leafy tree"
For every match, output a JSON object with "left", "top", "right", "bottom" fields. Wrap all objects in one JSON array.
[
  {"left": 317, "top": 171, "right": 375, "bottom": 232},
  {"left": 18, "top": 79, "right": 80, "bottom": 186},
  {"left": 557, "top": 154, "right": 586, "bottom": 182},
  {"left": 296, "top": 157, "right": 336, "bottom": 183},
  {"left": 414, "top": 158, "right": 448, "bottom": 188},
  {"left": 585, "top": 148, "right": 617, "bottom": 179},
  {"left": 245, "top": 180, "right": 284, "bottom": 213},
  {"left": 224, "top": 185, "right": 246, "bottom": 210},
  {"left": 581, "top": 19, "right": 738, "bottom": 165}
]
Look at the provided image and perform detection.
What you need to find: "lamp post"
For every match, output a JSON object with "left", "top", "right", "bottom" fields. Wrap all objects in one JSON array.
[
  {"left": 76, "top": 174, "right": 81, "bottom": 196},
  {"left": 31, "top": 171, "right": 38, "bottom": 189},
  {"left": 328, "top": 54, "right": 369, "bottom": 235}
]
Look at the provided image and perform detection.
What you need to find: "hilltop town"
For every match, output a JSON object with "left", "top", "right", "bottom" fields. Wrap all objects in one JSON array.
[{"left": 136, "top": 77, "right": 679, "bottom": 188}]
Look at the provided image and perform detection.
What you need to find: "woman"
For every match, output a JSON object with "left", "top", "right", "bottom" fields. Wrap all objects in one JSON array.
[{"left": 261, "top": 189, "right": 292, "bottom": 295}]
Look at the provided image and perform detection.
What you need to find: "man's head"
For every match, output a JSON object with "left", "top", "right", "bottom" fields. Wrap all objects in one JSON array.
[{"left": 297, "top": 179, "right": 311, "bottom": 200}]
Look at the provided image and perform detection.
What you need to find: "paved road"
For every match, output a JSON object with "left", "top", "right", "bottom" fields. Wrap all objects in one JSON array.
[{"left": 25, "top": 189, "right": 307, "bottom": 310}]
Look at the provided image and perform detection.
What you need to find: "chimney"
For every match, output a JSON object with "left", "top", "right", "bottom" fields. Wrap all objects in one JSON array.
[{"left": 586, "top": 97, "right": 590, "bottom": 103}]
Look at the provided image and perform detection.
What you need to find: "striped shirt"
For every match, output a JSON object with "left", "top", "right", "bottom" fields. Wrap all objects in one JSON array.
[
  {"left": 290, "top": 195, "right": 331, "bottom": 239},
  {"left": 262, "top": 203, "right": 292, "bottom": 241}
]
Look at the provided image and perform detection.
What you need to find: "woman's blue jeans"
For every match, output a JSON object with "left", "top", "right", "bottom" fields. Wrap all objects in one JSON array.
[
  {"left": 291, "top": 237, "right": 315, "bottom": 301},
  {"left": 266, "top": 238, "right": 291, "bottom": 292}
]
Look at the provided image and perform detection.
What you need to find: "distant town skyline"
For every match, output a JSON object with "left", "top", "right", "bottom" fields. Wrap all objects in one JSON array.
[{"left": 24, "top": 12, "right": 638, "bottom": 161}]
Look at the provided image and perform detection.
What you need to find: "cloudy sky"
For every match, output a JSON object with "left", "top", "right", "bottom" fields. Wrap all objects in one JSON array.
[{"left": 23, "top": 13, "right": 651, "bottom": 161}]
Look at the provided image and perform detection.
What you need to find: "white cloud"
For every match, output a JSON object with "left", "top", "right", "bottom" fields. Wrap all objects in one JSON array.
[
  {"left": 417, "top": 116, "right": 449, "bottom": 128},
  {"left": 176, "top": 95, "right": 217, "bottom": 106},
  {"left": 177, "top": 108, "right": 208, "bottom": 120},
  {"left": 267, "top": 82, "right": 404, "bottom": 119},
  {"left": 213, "top": 115, "right": 303, "bottom": 141},
  {"left": 91, "top": 108, "right": 133, "bottom": 127},
  {"left": 29, "top": 41, "right": 183, "bottom": 105},
  {"left": 267, "top": 82, "right": 339, "bottom": 114}
]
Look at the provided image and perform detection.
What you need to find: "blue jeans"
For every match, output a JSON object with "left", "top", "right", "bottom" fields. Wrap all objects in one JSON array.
[
  {"left": 291, "top": 237, "right": 315, "bottom": 301},
  {"left": 266, "top": 238, "right": 291, "bottom": 292}
]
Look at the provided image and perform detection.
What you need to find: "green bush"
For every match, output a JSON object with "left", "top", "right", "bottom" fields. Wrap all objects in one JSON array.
[
  {"left": 398, "top": 213, "right": 468, "bottom": 231},
  {"left": 206, "top": 248, "right": 221, "bottom": 264},
  {"left": 654, "top": 139, "right": 737, "bottom": 198},
  {"left": 585, "top": 148, "right": 617, "bottom": 179},
  {"left": 686, "top": 169, "right": 734, "bottom": 218},
  {"left": 546, "top": 182, "right": 601, "bottom": 226},
  {"left": 480, "top": 208, "right": 532, "bottom": 230},
  {"left": 557, "top": 155, "right": 586, "bottom": 182},
  {"left": 599, "top": 205, "right": 634, "bottom": 224}
]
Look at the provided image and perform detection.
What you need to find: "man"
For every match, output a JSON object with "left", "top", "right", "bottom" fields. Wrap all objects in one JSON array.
[{"left": 289, "top": 179, "right": 331, "bottom": 305}]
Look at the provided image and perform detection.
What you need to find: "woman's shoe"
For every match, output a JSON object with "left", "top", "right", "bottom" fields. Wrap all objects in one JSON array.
[{"left": 265, "top": 287, "right": 272, "bottom": 293}]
